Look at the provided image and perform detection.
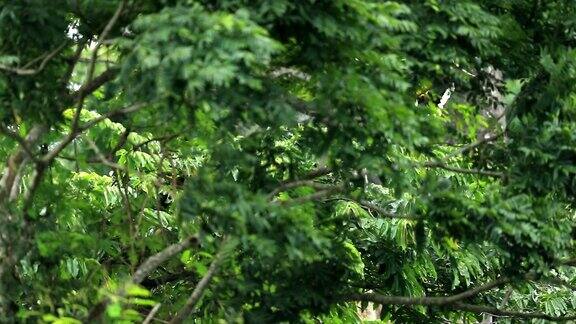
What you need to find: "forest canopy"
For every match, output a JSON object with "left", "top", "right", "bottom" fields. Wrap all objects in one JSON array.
[{"left": 2, "top": 0, "right": 576, "bottom": 323}]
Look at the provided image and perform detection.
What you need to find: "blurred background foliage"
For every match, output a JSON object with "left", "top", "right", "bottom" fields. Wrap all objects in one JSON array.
[{"left": 1, "top": 0, "right": 576, "bottom": 323}]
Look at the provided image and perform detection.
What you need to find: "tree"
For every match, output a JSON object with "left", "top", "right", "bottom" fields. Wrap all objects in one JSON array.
[{"left": 1, "top": 0, "right": 576, "bottom": 322}]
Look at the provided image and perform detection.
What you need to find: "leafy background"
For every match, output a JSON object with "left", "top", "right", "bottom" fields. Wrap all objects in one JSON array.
[{"left": 1, "top": 0, "right": 576, "bottom": 323}]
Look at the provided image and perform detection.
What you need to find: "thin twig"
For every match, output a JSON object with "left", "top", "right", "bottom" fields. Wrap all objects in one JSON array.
[
  {"left": 358, "top": 200, "right": 418, "bottom": 219},
  {"left": 132, "top": 134, "right": 180, "bottom": 151},
  {"left": 110, "top": 127, "right": 131, "bottom": 157},
  {"left": 268, "top": 180, "right": 335, "bottom": 201},
  {"left": 85, "top": 136, "right": 126, "bottom": 170},
  {"left": 423, "top": 161, "right": 504, "bottom": 178},
  {"left": 275, "top": 185, "right": 344, "bottom": 207},
  {"left": 444, "top": 132, "right": 503, "bottom": 160}
]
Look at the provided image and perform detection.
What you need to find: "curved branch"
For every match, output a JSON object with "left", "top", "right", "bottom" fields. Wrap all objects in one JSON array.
[
  {"left": 451, "top": 302, "right": 576, "bottom": 321},
  {"left": 86, "top": 236, "right": 198, "bottom": 322},
  {"left": 0, "top": 124, "right": 38, "bottom": 163},
  {"left": 42, "top": 102, "right": 147, "bottom": 164},
  {"left": 0, "top": 41, "right": 68, "bottom": 76},
  {"left": 268, "top": 180, "right": 335, "bottom": 201},
  {"left": 71, "top": 1, "right": 125, "bottom": 132},
  {"left": 346, "top": 276, "right": 510, "bottom": 307},
  {"left": 358, "top": 200, "right": 418, "bottom": 220},
  {"left": 0, "top": 125, "right": 45, "bottom": 203},
  {"left": 132, "top": 236, "right": 198, "bottom": 285},
  {"left": 70, "top": 67, "right": 119, "bottom": 101},
  {"left": 444, "top": 132, "right": 503, "bottom": 160},
  {"left": 275, "top": 185, "right": 344, "bottom": 207},
  {"left": 169, "top": 239, "right": 232, "bottom": 324},
  {"left": 142, "top": 303, "right": 161, "bottom": 324},
  {"left": 423, "top": 161, "right": 504, "bottom": 178}
]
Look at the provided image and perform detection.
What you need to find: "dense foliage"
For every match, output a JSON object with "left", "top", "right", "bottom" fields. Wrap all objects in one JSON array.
[{"left": 2, "top": 0, "right": 576, "bottom": 323}]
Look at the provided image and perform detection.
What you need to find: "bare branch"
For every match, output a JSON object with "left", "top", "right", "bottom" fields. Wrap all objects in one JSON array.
[
  {"left": 444, "top": 132, "right": 503, "bottom": 160},
  {"left": 87, "top": 236, "right": 198, "bottom": 322},
  {"left": 84, "top": 1, "right": 125, "bottom": 86},
  {"left": 110, "top": 127, "right": 131, "bottom": 157},
  {"left": 62, "top": 40, "right": 88, "bottom": 88},
  {"left": 348, "top": 274, "right": 576, "bottom": 321},
  {"left": 451, "top": 302, "right": 576, "bottom": 321},
  {"left": 8, "top": 156, "right": 28, "bottom": 201},
  {"left": 0, "top": 124, "right": 38, "bottom": 162},
  {"left": 423, "top": 161, "right": 504, "bottom": 178},
  {"left": 79, "top": 102, "right": 147, "bottom": 133},
  {"left": 358, "top": 200, "right": 418, "bottom": 220},
  {"left": 268, "top": 180, "right": 335, "bottom": 201},
  {"left": 21, "top": 102, "right": 146, "bottom": 217},
  {"left": 72, "top": 1, "right": 126, "bottom": 131},
  {"left": 302, "top": 166, "right": 332, "bottom": 180},
  {"left": 132, "top": 133, "right": 180, "bottom": 151},
  {"left": 70, "top": 67, "right": 119, "bottom": 101},
  {"left": 85, "top": 136, "right": 126, "bottom": 171},
  {"left": 346, "top": 276, "right": 510, "bottom": 307},
  {"left": 143, "top": 303, "right": 162, "bottom": 324},
  {"left": 0, "top": 125, "right": 45, "bottom": 203},
  {"left": 169, "top": 239, "right": 232, "bottom": 324},
  {"left": 42, "top": 102, "right": 147, "bottom": 164},
  {"left": 275, "top": 185, "right": 344, "bottom": 207},
  {"left": 0, "top": 42, "right": 68, "bottom": 76},
  {"left": 132, "top": 237, "right": 198, "bottom": 285},
  {"left": 21, "top": 163, "right": 47, "bottom": 217}
]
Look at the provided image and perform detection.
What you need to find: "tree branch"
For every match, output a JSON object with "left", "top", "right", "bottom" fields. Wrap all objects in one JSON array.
[
  {"left": 84, "top": 1, "right": 125, "bottom": 87},
  {"left": 303, "top": 166, "right": 332, "bottom": 180},
  {"left": 86, "top": 236, "right": 198, "bottom": 322},
  {"left": 0, "top": 124, "right": 38, "bottom": 163},
  {"left": 142, "top": 303, "right": 162, "bottom": 324},
  {"left": 85, "top": 136, "right": 125, "bottom": 171},
  {"left": 70, "top": 67, "right": 119, "bottom": 101},
  {"left": 423, "top": 161, "right": 504, "bottom": 178},
  {"left": 557, "top": 257, "right": 576, "bottom": 267},
  {"left": 168, "top": 239, "right": 232, "bottom": 324},
  {"left": 132, "top": 133, "right": 180, "bottom": 151},
  {"left": 451, "top": 302, "right": 576, "bottom": 321},
  {"left": 0, "top": 125, "right": 45, "bottom": 203},
  {"left": 444, "top": 132, "right": 503, "bottom": 160},
  {"left": 61, "top": 40, "right": 88, "bottom": 88},
  {"left": 132, "top": 237, "right": 198, "bottom": 285},
  {"left": 0, "top": 41, "right": 68, "bottom": 76},
  {"left": 42, "top": 102, "right": 147, "bottom": 164},
  {"left": 346, "top": 276, "right": 510, "bottom": 307},
  {"left": 22, "top": 102, "right": 146, "bottom": 218},
  {"left": 275, "top": 185, "right": 344, "bottom": 207},
  {"left": 268, "top": 180, "right": 335, "bottom": 201},
  {"left": 71, "top": 1, "right": 125, "bottom": 132},
  {"left": 358, "top": 200, "right": 418, "bottom": 219},
  {"left": 349, "top": 274, "right": 576, "bottom": 321}
]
